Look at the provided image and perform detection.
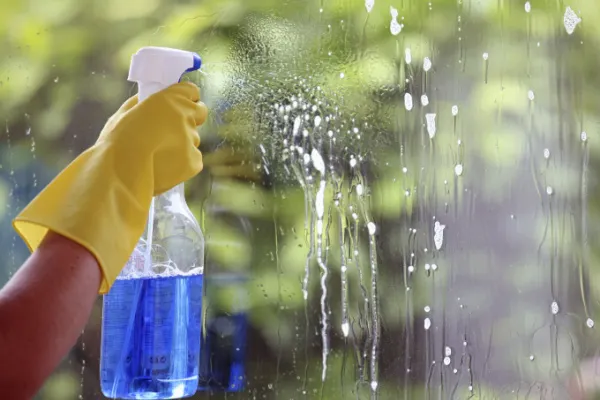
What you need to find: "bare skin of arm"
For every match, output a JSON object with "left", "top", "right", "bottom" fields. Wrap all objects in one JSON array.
[{"left": 0, "top": 231, "right": 101, "bottom": 399}]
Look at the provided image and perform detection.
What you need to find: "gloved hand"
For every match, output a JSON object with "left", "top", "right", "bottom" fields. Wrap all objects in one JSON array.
[
  {"left": 202, "top": 144, "right": 261, "bottom": 182},
  {"left": 13, "top": 82, "right": 207, "bottom": 294}
]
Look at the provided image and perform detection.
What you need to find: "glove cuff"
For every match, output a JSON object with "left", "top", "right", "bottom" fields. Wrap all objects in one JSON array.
[{"left": 13, "top": 146, "right": 153, "bottom": 294}]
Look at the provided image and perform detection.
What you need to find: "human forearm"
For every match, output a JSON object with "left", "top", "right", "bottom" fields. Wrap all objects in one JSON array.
[{"left": 0, "top": 232, "right": 101, "bottom": 398}]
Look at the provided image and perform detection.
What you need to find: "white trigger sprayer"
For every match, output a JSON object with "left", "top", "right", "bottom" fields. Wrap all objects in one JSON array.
[{"left": 129, "top": 46, "right": 202, "bottom": 100}]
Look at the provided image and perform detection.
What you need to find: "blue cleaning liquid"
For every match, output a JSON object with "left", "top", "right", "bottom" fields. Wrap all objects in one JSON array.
[{"left": 100, "top": 274, "right": 203, "bottom": 399}]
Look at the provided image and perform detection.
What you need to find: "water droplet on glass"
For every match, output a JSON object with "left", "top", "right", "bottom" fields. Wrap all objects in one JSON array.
[
  {"left": 356, "top": 184, "right": 363, "bottom": 196},
  {"left": 311, "top": 149, "right": 326, "bottom": 174},
  {"left": 564, "top": 6, "right": 582, "bottom": 35},
  {"left": 529, "top": 355, "right": 535, "bottom": 361},
  {"left": 482, "top": 52, "right": 489, "bottom": 60},
  {"left": 424, "top": 305, "right": 431, "bottom": 312},
  {"left": 543, "top": 148, "right": 550, "bottom": 159},
  {"left": 426, "top": 113, "right": 437, "bottom": 138},
  {"left": 451, "top": 105, "right": 459, "bottom": 116},
  {"left": 370, "top": 381, "right": 378, "bottom": 391},
  {"left": 546, "top": 186, "right": 553, "bottom": 195},
  {"left": 421, "top": 94, "right": 429, "bottom": 106},
  {"left": 445, "top": 346, "right": 452, "bottom": 356},
  {"left": 367, "top": 222, "right": 377, "bottom": 235},
  {"left": 434, "top": 221, "right": 446, "bottom": 250},
  {"left": 551, "top": 301, "right": 559, "bottom": 315},
  {"left": 528, "top": 90, "right": 535, "bottom": 100},
  {"left": 293, "top": 116, "right": 301, "bottom": 136},
  {"left": 390, "top": 7, "right": 403, "bottom": 35},
  {"left": 587, "top": 318, "right": 595, "bottom": 328},
  {"left": 404, "top": 93, "right": 413, "bottom": 110},
  {"left": 581, "top": 131, "right": 588, "bottom": 142},
  {"left": 54, "top": 76, "right": 59, "bottom": 83},
  {"left": 454, "top": 164, "right": 463, "bottom": 176},
  {"left": 407, "top": 265, "right": 415, "bottom": 273},
  {"left": 423, "top": 57, "right": 432, "bottom": 71},
  {"left": 424, "top": 317, "right": 431, "bottom": 330},
  {"left": 340, "top": 72, "right": 345, "bottom": 79},
  {"left": 443, "top": 357, "right": 451, "bottom": 366},
  {"left": 405, "top": 48, "right": 412, "bottom": 64},
  {"left": 431, "top": 263, "right": 438, "bottom": 271},
  {"left": 341, "top": 322, "right": 349, "bottom": 337},
  {"left": 525, "top": 1, "right": 531, "bottom": 12},
  {"left": 365, "top": 0, "right": 374, "bottom": 13},
  {"left": 316, "top": 182, "right": 326, "bottom": 225},
  {"left": 314, "top": 116, "right": 322, "bottom": 127}
]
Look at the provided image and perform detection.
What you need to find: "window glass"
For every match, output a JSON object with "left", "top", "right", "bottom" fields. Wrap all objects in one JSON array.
[{"left": 1, "top": 0, "right": 598, "bottom": 399}]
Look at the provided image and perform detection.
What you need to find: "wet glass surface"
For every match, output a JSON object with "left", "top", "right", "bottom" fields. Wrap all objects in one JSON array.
[{"left": 1, "top": 0, "right": 600, "bottom": 398}]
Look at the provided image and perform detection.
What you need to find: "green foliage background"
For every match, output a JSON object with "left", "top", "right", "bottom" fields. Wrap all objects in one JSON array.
[{"left": 2, "top": 0, "right": 600, "bottom": 399}]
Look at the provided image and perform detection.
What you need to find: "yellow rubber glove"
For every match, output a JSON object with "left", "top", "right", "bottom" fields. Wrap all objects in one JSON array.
[
  {"left": 13, "top": 81, "right": 207, "bottom": 294},
  {"left": 202, "top": 145, "right": 261, "bottom": 182}
]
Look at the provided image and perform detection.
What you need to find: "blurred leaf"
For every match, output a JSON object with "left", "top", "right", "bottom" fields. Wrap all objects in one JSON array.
[
  {"left": 474, "top": 78, "right": 529, "bottom": 115},
  {"left": 480, "top": 128, "right": 528, "bottom": 168},
  {"left": 372, "top": 177, "right": 414, "bottom": 218},
  {"left": 207, "top": 178, "right": 272, "bottom": 218},
  {"left": 205, "top": 213, "right": 253, "bottom": 270},
  {"left": 29, "top": 0, "right": 79, "bottom": 25},
  {"left": 39, "top": 370, "right": 79, "bottom": 400},
  {"left": 103, "top": 0, "right": 160, "bottom": 21},
  {"left": 0, "top": 57, "right": 47, "bottom": 114}
]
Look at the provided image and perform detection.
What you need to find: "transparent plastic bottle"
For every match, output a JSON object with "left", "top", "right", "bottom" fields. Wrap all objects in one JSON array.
[{"left": 100, "top": 47, "right": 205, "bottom": 400}]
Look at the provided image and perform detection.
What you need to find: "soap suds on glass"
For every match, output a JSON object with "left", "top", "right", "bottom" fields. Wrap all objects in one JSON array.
[
  {"left": 390, "top": 7, "right": 403, "bottom": 35},
  {"left": 564, "top": 7, "right": 581, "bottom": 35}
]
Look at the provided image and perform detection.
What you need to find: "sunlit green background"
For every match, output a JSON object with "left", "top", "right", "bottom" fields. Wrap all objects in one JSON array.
[{"left": 2, "top": 0, "right": 600, "bottom": 399}]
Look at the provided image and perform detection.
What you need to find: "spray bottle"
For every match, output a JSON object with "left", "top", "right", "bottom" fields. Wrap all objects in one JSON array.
[{"left": 100, "top": 47, "right": 205, "bottom": 399}]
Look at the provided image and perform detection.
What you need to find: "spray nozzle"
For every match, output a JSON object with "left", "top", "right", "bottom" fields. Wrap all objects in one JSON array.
[{"left": 128, "top": 46, "right": 202, "bottom": 101}]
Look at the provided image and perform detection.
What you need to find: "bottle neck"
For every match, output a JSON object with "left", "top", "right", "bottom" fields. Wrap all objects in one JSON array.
[
  {"left": 156, "top": 183, "right": 186, "bottom": 210},
  {"left": 138, "top": 82, "right": 168, "bottom": 102},
  {"left": 156, "top": 183, "right": 200, "bottom": 229},
  {"left": 162, "top": 183, "right": 185, "bottom": 198}
]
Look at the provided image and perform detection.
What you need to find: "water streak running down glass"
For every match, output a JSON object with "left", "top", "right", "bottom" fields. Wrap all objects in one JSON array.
[{"left": 1, "top": 0, "right": 599, "bottom": 399}]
